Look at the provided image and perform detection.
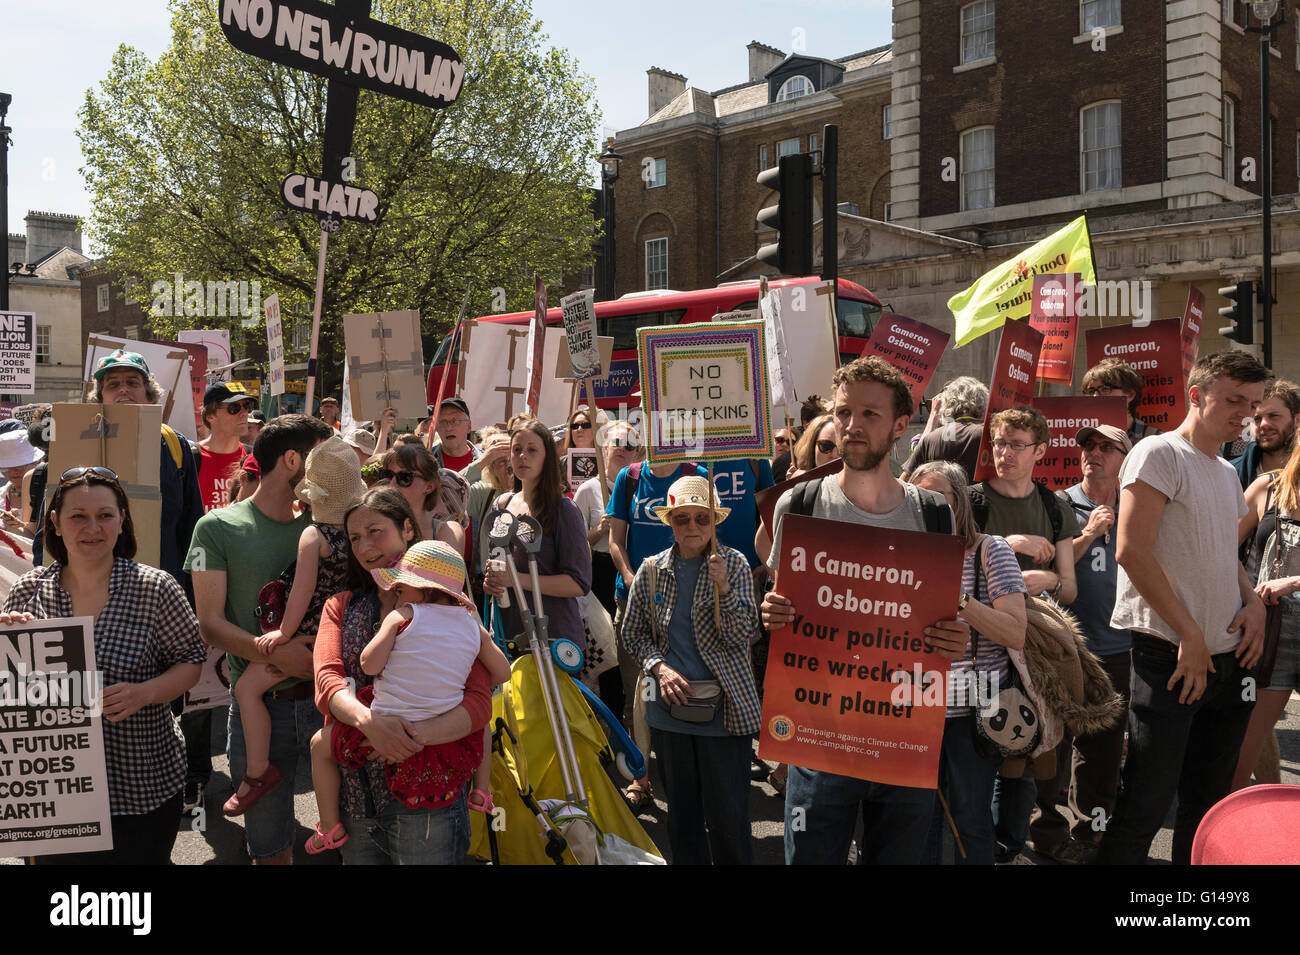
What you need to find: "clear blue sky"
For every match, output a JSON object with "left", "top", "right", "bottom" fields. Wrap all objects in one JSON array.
[{"left": 0, "top": 0, "right": 893, "bottom": 252}]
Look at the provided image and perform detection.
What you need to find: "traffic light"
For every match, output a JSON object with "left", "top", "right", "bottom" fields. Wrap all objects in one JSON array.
[
  {"left": 757, "top": 153, "right": 814, "bottom": 276},
  {"left": 1217, "top": 280, "right": 1255, "bottom": 345}
]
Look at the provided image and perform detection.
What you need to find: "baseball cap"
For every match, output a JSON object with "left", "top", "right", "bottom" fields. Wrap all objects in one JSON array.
[
  {"left": 248, "top": 410, "right": 267, "bottom": 424},
  {"left": 319, "top": 396, "right": 339, "bottom": 406},
  {"left": 439, "top": 397, "right": 470, "bottom": 419},
  {"left": 92, "top": 349, "right": 151, "bottom": 381},
  {"left": 203, "top": 381, "right": 259, "bottom": 407},
  {"left": 240, "top": 453, "right": 260, "bottom": 477},
  {"left": 1074, "top": 424, "right": 1131, "bottom": 454}
]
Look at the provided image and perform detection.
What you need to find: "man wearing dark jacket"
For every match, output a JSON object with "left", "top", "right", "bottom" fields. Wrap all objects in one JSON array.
[{"left": 1228, "top": 378, "right": 1299, "bottom": 488}]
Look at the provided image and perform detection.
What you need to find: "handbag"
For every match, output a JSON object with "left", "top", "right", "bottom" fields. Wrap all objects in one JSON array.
[
  {"left": 967, "top": 539, "right": 1041, "bottom": 759},
  {"left": 255, "top": 561, "right": 297, "bottom": 634},
  {"left": 643, "top": 561, "right": 723, "bottom": 724},
  {"left": 1254, "top": 486, "right": 1295, "bottom": 687}
]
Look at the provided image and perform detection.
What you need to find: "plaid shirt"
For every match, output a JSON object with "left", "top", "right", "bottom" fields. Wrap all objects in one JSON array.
[
  {"left": 619, "top": 543, "right": 761, "bottom": 735},
  {"left": 3, "top": 559, "right": 205, "bottom": 815}
]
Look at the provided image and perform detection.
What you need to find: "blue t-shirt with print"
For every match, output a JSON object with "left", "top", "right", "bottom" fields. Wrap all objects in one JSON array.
[
  {"left": 1064, "top": 483, "right": 1132, "bottom": 656},
  {"left": 607, "top": 462, "right": 707, "bottom": 599},
  {"left": 711, "top": 458, "right": 775, "bottom": 569}
]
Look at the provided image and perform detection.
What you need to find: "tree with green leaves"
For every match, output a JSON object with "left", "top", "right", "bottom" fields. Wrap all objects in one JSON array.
[{"left": 79, "top": 0, "right": 600, "bottom": 400}]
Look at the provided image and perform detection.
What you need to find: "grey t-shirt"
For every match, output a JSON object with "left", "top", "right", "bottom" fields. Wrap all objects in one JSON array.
[
  {"left": 1109, "top": 431, "right": 1248, "bottom": 654},
  {"left": 768, "top": 477, "right": 929, "bottom": 576}
]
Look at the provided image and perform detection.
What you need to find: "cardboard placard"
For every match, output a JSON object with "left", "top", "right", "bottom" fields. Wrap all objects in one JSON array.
[
  {"left": 860, "top": 314, "right": 951, "bottom": 409},
  {"left": 343, "top": 310, "right": 427, "bottom": 420},
  {"left": 565, "top": 447, "right": 598, "bottom": 495},
  {"left": 559, "top": 289, "right": 601, "bottom": 381},
  {"left": 0, "top": 311, "right": 37, "bottom": 395},
  {"left": 264, "top": 293, "right": 286, "bottom": 396},
  {"left": 758, "top": 515, "right": 963, "bottom": 787},
  {"left": 1084, "top": 319, "right": 1186, "bottom": 431},
  {"left": 1181, "top": 285, "right": 1205, "bottom": 380},
  {"left": 637, "top": 321, "right": 773, "bottom": 464},
  {"left": 972, "top": 321, "right": 1045, "bottom": 482},
  {"left": 1030, "top": 395, "right": 1129, "bottom": 492},
  {"left": 46, "top": 403, "right": 163, "bottom": 570},
  {"left": 83, "top": 335, "right": 192, "bottom": 441},
  {"left": 1028, "top": 273, "right": 1082, "bottom": 384},
  {"left": 458, "top": 319, "right": 571, "bottom": 427},
  {"left": 0, "top": 616, "right": 112, "bottom": 858},
  {"left": 756, "top": 458, "right": 845, "bottom": 537},
  {"left": 554, "top": 336, "right": 614, "bottom": 383}
]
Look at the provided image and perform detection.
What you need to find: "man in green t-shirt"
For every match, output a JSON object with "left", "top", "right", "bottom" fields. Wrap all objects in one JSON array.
[{"left": 187, "top": 413, "right": 333, "bottom": 864}]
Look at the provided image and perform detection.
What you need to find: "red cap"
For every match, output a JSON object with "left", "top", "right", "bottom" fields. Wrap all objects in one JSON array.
[{"left": 240, "top": 453, "right": 260, "bottom": 477}]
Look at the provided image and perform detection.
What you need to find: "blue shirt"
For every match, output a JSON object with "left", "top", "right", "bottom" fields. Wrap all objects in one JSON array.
[
  {"left": 711, "top": 458, "right": 775, "bottom": 568},
  {"left": 607, "top": 462, "right": 707, "bottom": 599},
  {"left": 1065, "top": 483, "right": 1132, "bottom": 656},
  {"left": 643, "top": 553, "right": 728, "bottom": 736}
]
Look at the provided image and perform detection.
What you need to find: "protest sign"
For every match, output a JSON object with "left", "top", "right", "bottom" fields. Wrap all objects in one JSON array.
[
  {"left": 637, "top": 321, "right": 773, "bottom": 465},
  {"left": 264, "top": 293, "right": 286, "bottom": 396},
  {"left": 0, "top": 616, "right": 112, "bottom": 858},
  {"left": 555, "top": 336, "right": 614, "bottom": 383},
  {"left": 770, "top": 281, "right": 839, "bottom": 424},
  {"left": 759, "top": 515, "right": 963, "bottom": 787},
  {"left": 1028, "top": 273, "right": 1081, "bottom": 384},
  {"left": 458, "top": 319, "right": 571, "bottom": 427},
  {"left": 559, "top": 289, "right": 601, "bottom": 381},
  {"left": 1085, "top": 319, "right": 1186, "bottom": 430},
  {"left": 715, "top": 309, "right": 759, "bottom": 323},
  {"left": 860, "top": 314, "right": 950, "bottom": 409},
  {"left": 46, "top": 403, "right": 163, "bottom": 570},
  {"left": 343, "top": 310, "right": 427, "bottom": 420},
  {"left": 282, "top": 173, "right": 378, "bottom": 225},
  {"left": 1030, "top": 395, "right": 1128, "bottom": 492},
  {"left": 972, "top": 321, "right": 1045, "bottom": 482},
  {"left": 756, "top": 458, "right": 844, "bottom": 538},
  {"left": 178, "top": 329, "right": 232, "bottom": 381},
  {"left": 1181, "top": 284, "right": 1205, "bottom": 379},
  {"left": 82, "top": 335, "right": 193, "bottom": 441},
  {"left": 565, "top": 448, "right": 598, "bottom": 495},
  {"left": 758, "top": 281, "right": 795, "bottom": 412},
  {"left": 149, "top": 339, "right": 207, "bottom": 428},
  {"left": 526, "top": 277, "right": 548, "bottom": 415},
  {"left": 183, "top": 649, "right": 231, "bottom": 713},
  {"left": 0, "top": 311, "right": 36, "bottom": 395}
]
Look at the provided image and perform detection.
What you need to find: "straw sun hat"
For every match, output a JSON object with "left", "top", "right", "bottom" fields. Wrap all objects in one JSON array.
[
  {"left": 371, "top": 539, "right": 476, "bottom": 611},
  {"left": 296, "top": 435, "right": 366, "bottom": 525},
  {"left": 651, "top": 475, "right": 730, "bottom": 526}
]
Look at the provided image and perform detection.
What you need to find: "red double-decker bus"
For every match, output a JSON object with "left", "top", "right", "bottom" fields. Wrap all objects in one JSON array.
[{"left": 425, "top": 276, "right": 883, "bottom": 410}]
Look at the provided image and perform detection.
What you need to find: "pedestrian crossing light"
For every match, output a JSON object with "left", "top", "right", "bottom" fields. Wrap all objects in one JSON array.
[
  {"left": 757, "top": 153, "right": 814, "bottom": 277},
  {"left": 1217, "top": 280, "right": 1255, "bottom": 345}
]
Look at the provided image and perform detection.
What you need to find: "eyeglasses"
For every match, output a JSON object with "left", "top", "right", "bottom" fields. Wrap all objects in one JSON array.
[
  {"left": 1083, "top": 387, "right": 1124, "bottom": 397},
  {"left": 991, "top": 439, "right": 1039, "bottom": 453},
  {"left": 570, "top": 421, "right": 592, "bottom": 431},
  {"left": 671, "top": 513, "right": 713, "bottom": 527},
  {"left": 60, "top": 466, "right": 119, "bottom": 483},
  {"left": 816, "top": 440, "right": 836, "bottom": 454},
  {"left": 775, "top": 436, "right": 790, "bottom": 446},
  {"left": 1082, "top": 440, "right": 1121, "bottom": 454},
  {"left": 225, "top": 401, "right": 254, "bottom": 415}
]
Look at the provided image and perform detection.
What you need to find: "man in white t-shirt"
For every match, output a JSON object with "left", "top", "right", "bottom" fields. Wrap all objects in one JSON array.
[{"left": 1099, "top": 351, "right": 1268, "bottom": 866}]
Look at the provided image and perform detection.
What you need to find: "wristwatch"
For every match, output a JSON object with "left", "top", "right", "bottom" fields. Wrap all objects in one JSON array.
[{"left": 957, "top": 592, "right": 970, "bottom": 610}]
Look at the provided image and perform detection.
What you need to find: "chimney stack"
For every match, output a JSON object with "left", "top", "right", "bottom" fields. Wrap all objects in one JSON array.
[
  {"left": 647, "top": 67, "right": 687, "bottom": 117},
  {"left": 23, "top": 211, "right": 82, "bottom": 264},
  {"left": 747, "top": 41, "right": 785, "bottom": 83}
]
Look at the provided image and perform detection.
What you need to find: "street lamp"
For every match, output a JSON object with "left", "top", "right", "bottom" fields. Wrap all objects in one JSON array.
[
  {"left": 0, "top": 92, "right": 12, "bottom": 312},
  {"left": 1247, "top": 2, "right": 1282, "bottom": 367},
  {"left": 598, "top": 140, "right": 622, "bottom": 302}
]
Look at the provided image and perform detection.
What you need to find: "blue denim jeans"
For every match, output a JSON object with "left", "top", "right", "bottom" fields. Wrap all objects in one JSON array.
[
  {"left": 338, "top": 787, "right": 470, "bottom": 865},
  {"left": 1099, "top": 635, "right": 1255, "bottom": 865},
  {"left": 784, "top": 765, "right": 935, "bottom": 865},
  {"left": 651, "top": 728, "right": 753, "bottom": 865},
  {"left": 991, "top": 772, "right": 1034, "bottom": 857},
  {"left": 226, "top": 694, "right": 324, "bottom": 860},
  {"left": 925, "top": 715, "right": 1001, "bottom": 865}
]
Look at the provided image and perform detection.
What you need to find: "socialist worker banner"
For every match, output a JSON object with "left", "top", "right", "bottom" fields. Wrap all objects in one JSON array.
[
  {"left": 860, "top": 314, "right": 950, "bottom": 408},
  {"left": 1028, "top": 273, "right": 1082, "bottom": 384},
  {"left": 760, "top": 515, "right": 964, "bottom": 788},
  {"left": 1085, "top": 319, "right": 1186, "bottom": 430},
  {"left": 1030, "top": 395, "right": 1128, "bottom": 492},
  {"left": 972, "top": 320, "right": 1044, "bottom": 482}
]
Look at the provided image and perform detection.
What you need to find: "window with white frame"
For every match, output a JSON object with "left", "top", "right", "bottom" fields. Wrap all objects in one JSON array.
[
  {"left": 1081, "top": 0, "right": 1120, "bottom": 32},
  {"left": 1223, "top": 96, "right": 1236, "bottom": 183},
  {"left": 645, "top": 238, "right": 668, "bottom": 290},
  {"left": 777, "top": 137, "right": 800, "bottom": 159},
  {"left": 579, "top": 265, "right": 594, "bottom": 289},
  {"left": 124, "top": 324, "right": 139, "bottom": 341},
  {"left": 1223, "top": 0, "right": 1237, "bottom": 26},
  {"left": 809, "top": 132, "right": 821, "bottom": 165},
  {"left": 292, "top": 323, "right": 310, "bottom": 352},
  {"left": 960, "top": 127, "right": 995, "bottom": 211},
  {"left": 644, "top": 157, "right": 666, "bottom": 189},
  {"left": 776, "top": 75, "right": 814, "bottom": 101},
  {"left": 36, "top": 325, "right": 50, "bottom": 365},
  {"left": 758, "top": 144, "right": 769, "bottom": 172},
  {"left": 883, "top": 202, "right": 895, "bottom": 222},
  {"left": 882, "top": 105, "right": 894, "bottom": 140},
  {"left": 96, "top": 283, "right": 109, "bottom": 312},
  {"left": 1081, "top": 101, "right": 1122, "bottom": 192},
  {"left": 961, "top": 1, "right": 995, "bottom": 64}
]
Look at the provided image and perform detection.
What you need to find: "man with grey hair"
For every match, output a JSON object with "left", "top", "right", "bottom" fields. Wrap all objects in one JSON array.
[{"left": 902, "top": 375, "right": 989, "bottom": 482}]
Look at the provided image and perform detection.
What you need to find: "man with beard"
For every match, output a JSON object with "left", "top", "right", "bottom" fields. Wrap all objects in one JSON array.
[
  {"left": 187, "top": 414, "right": 333, "bottom": 864},
  {"left": 1229, "top": 379, "right": 1299, "bottom": 489},
  {"left": 761, "top": 356, "right": 971, "bottom": 865}
]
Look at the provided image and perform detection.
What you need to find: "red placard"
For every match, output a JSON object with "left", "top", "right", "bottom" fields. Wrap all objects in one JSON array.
[
  {"left": 972, "top": 321, "right": 1045, "bottom": 482},
  {"left": 756, "top": 458, "right": 844, "bottom": 537},
  {"left": 1030, "top": 395, "right": 1129, "bottom": 492},
  {"left": 860, "top": 314, "right": 950, "bottom": 409},
  {"left": 759, "top": 514, "right": 964, "bottom": 787},
  {"left": 1028, "top": 273, "right": 1081, "bottom": 384},
  {"left": 1181, "top": 285, "right": 1205, "bottom": 380},
  {"left": 1085, "top": 319, "right": 1186, "bottom": 431},
  {"left": 150, "top": 338, "right": 208, "bottom": 419}
]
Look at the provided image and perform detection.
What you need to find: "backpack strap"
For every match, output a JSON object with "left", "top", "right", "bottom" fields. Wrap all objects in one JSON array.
[
  {"left": 790, "top": 477, "right": 823, "bottom": 517},
  {"left": 622, "top": 461, "right": 644, "bottom": 517},
  {"left": 1035, "top": 481, "right": 1064, "bottom": 542},
  {"left": 160, "top": 424, "right": 185, "bottom": 472},
  {"left": 968, "top": 484, "right": 990, "bottom": 532},
  {"left": 915, "top": 487, "right": 954, "bottom": 535}
]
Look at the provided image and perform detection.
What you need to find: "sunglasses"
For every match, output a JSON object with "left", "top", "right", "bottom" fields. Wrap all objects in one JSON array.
[
  {"left": 382, "top": 470, "right": 420, "bottom": 488},
  {"left": 60, "top": 466, "right": 119, "bottom": 483},
  {"left": 671, "top": 513, "right": 713, "bottom": 527},
  {"left": 570, "top": 421, "right": 592, "bottom": 431},
  {"left": 816, "top": 440, "right": 836, "bottom": 454},
  {"left": 225, "top": 401, "right": 254, "bottom": 415}
]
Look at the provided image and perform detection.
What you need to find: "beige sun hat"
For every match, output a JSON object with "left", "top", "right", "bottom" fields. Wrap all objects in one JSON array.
[
  {"left": 297, "top": 435, "right": 367, "bottom": 525},
  {"left": 651, "top": 474, "right": 730, "bottom": 526},
  {"left": 342, "top": 427, "right": 377, "bottom": 457}
]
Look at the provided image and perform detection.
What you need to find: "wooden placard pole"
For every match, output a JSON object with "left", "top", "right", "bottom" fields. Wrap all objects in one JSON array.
[
  {"left": 707, "top": 460, "right": 721, "bottom": 630},
  {"left": 585, "top": 376, "right": 609, "bottom": 508},
  {"left": 304, "top": 227, "right": 330, "bottom": 415}
]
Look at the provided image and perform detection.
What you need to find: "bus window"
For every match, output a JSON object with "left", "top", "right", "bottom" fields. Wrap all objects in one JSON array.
[
  {"left": 837, "top": 297, "right": 880, "bottom": 339},
  {"left": 430, "top": 333, "right": 453, "bottom": 367},
  {"left": 599, "top": 309, "right": 687, "bottom": 350}
]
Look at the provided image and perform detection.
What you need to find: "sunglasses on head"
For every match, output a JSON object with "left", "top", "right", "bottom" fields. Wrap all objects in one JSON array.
[
  {"left": 60, "top": 466, "right": 119, "bottom": 483},
  {"left": 671, "top": 512, "right": 712, "bottom": 527}
]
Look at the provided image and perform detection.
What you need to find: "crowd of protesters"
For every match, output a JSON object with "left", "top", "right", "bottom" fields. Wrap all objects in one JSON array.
[{"left": 0, "top": 340, "right": 1291, "bottom": 867}]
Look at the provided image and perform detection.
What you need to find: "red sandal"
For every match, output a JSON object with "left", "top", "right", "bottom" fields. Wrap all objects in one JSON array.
[
  {"left": 305, "top": 822, "right": 349, "bottom": 855},
  {"left": 221, "top": 764, "right": 283, "bottom": 818}
]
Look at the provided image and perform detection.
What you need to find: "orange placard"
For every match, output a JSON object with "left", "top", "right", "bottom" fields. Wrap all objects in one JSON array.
[{"left": 759, "top": 514, "right": 964, "bottom": 788}]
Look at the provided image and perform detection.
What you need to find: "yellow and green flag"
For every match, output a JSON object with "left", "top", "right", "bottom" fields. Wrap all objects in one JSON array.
[{"left": 948, "top": 214, "right": 1096, "bottom": 346}]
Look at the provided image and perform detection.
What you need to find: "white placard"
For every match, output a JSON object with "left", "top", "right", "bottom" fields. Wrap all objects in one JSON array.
[
  {"left": 0, "top": 312, "right": 36, "bottom": 395},
  {"left": 178, "top": 329, "right": 232, "bottom": 382},
  {"left": 770, "top": 280, "right": 839, "bottom": 423},
  {"left": 458, "top": 320, "right": 571, "bottom": 428},
  {"left": 82, "top": 335, "right": 195, "bottom": 441},
  {"left": 264, "top": 294, "right": 285, "bottom": 397},
  {"left": 560, "top": 289, "right": 601, "bottom": 380}
]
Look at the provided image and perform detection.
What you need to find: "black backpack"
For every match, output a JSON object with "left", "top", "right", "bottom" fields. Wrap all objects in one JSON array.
[
  {"left": 968, "top": 480, "right": 1064, "bottom": 541},
  {"left": 788, "top": 477, "right": 954, "bottom": 536}
]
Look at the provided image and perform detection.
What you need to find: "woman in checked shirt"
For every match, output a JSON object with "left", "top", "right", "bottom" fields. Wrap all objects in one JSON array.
[{"left": 2, "top": 466, "right": 205, "bottom": 865}]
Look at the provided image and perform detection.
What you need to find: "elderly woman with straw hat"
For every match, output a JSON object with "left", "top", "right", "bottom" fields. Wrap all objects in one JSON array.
[
  {"left": 619, "top": 474, "right": 761, "bottom": 864},
  {"left": 0, "top": 426, "right": 44, "bottom": 535}
]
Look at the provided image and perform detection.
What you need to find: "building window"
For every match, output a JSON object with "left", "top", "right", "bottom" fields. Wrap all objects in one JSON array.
[
  {"left": 809, "top": 132, "right": 821, "bottom": 165},
  {"left": 645, "top": 238, "right": 668, "bottom": 290},
  {"left": 292, "top": 323, "right": 310, "bottom": 352},
  {"left": 960, "top": 127, "right": 995, "bottom": 211},
  {"left": 1223, "top": 96, "right": 1236, "bottom": 183},
  {"left": 96, "top": 283, "right": 110, "bottom": 313},
  {"left": 124, "top": 324, "right": 139, "bottom": 341},
  {"left": 776, "top": 75, "right": 815, "bottom": 101},
  {"left": 1081, "top": 101, "right": 1122, "bottom": 192},
  {"left": 882, "top": 105, "right": 894, "bottom": 140},
  {"left": 960, "top": 1, "right": 995, "bottom": 64},
  {"left": 1223, "top": 0, "right": 1236, "bottom": 25},
  {"left": 579, "top": 265, "right": 595, "bottom": 289},
  {"left": 36, "top": 325, "right": 50, "bottom": 365},
  {"left": 1081, "top": 0, "right": 1120, "bottom": 32},
  {"left": 758, "top": 144, "right": 769, "bottom": 172},
  {"left": 883, "top": 202, "right": 895, "bottom": 222},
  {"left": 777, "top": 137, "right": 801, "bottom": 159},
  {"left": 644, "top": 157, "right": 666, "bottom": 189}
]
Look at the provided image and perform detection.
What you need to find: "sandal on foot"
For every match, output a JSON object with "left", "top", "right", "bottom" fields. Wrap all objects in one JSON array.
[
  {"left": 221, "top": 764, "right": 283, "bottom": 818},
  {"left": 469, "top": 788, "right": 495, "bottom": 814},
  {"left": 305, "top": 822, "right": 349, "bottom": 855},
  {"left": 622, "top": 782, "right": 654, "bottom": 812}
]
